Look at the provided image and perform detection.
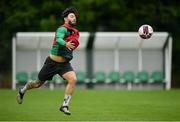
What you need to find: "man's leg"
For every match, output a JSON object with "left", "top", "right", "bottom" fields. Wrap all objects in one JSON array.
[
  {"left": 17, "top": 56, "right": 57, "bottom": 104},
  {"left": 17, "top": 80, "right": 44, "bottom": 104},
  {"left": 60, "top": 71, "right": 77, "bottom": 115}
]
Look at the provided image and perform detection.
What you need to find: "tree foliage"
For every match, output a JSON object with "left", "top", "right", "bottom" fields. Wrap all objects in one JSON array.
[{"left": 0, "top": 0, "right": 180, "bottom": 72}]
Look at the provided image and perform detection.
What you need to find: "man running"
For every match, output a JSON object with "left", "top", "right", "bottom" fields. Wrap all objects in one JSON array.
[{"left": 17, "top": 6, "right": 79, "bottom": 115}]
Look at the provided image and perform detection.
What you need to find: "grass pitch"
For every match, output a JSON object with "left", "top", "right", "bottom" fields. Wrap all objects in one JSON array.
[{"left": 0, "top": 88, "right": 180, "bottom": 121}]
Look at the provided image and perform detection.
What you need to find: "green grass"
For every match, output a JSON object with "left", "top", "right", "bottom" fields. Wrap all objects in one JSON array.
[{"left": 0, "top": 88, "right": 180, "bottom": 121}]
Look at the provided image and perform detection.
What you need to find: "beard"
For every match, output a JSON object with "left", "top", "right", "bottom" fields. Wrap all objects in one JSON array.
[{"left": 68, "top": 20, "right": 76, "bottom": 26}]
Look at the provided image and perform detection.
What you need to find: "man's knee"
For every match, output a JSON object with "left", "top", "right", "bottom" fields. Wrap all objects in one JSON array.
[{"left": 69, "top": 77, "right": 77, "bottom": 85}]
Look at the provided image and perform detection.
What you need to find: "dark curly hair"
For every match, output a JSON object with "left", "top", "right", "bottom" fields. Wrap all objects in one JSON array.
[{"left": 61, "top": 6, "right": 78, "bottom": 19}]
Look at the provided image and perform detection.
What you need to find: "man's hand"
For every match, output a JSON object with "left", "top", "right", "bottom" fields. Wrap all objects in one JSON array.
[{"left": 66, "top": 40, "right": 75, "bottom": 50}]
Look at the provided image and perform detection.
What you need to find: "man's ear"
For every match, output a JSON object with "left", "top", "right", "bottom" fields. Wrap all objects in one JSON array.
[{"left": 64, "top": 17, "right": 68, "bottom": 22}]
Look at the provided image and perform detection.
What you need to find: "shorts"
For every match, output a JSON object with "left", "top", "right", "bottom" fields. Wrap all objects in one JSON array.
[{"left": 38, "top": 56, "right": 74, "bottom": 81}]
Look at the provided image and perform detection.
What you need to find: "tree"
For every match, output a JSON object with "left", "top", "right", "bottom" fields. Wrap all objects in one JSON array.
[{"left": 0, "top": 0, "right": 180, "bottom": 75}]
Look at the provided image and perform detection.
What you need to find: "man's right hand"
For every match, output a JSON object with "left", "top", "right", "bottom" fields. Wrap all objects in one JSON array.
[{"left": 66, "top": 40, "right": 75, "bottom": 50}]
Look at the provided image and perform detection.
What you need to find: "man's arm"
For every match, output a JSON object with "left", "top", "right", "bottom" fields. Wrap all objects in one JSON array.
[
  {"left": 56, "top": 27, "right": 67, "bottom": 47},
  {"left": 56, "top": 27, "right": 75, "bottom": 50}
]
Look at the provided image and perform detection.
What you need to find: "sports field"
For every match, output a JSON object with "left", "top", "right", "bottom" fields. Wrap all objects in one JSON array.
[{"left": 0, "top": 88, "right": 180, "bottom": 121}]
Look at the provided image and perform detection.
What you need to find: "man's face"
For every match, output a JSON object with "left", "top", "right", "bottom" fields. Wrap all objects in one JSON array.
[{"left": 65, "top": 13, "right": 77, "bottom": 25}]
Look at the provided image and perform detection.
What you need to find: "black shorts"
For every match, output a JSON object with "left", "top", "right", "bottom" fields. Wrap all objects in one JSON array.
[{"left": 38, "top": 56, "right": 74, "bottom": 81}]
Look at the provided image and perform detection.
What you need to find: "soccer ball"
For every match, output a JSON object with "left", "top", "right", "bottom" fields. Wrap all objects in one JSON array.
[{"left": 138, "top": 24, "right": 153, "bottom": 39}]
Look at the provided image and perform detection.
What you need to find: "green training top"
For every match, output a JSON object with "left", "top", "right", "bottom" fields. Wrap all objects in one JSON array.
[{"left": 50, "top": 26, "right": 74, "bottom": 61}]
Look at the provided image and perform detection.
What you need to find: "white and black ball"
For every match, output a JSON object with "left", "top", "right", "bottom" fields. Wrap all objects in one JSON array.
[{"left": 138, "top": 24, "right": 153, "bottom": 39}]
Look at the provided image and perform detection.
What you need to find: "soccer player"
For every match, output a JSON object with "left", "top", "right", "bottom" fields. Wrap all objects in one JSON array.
[{"left": 16, "top": 6, "right": 79, "bottom": 115}]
